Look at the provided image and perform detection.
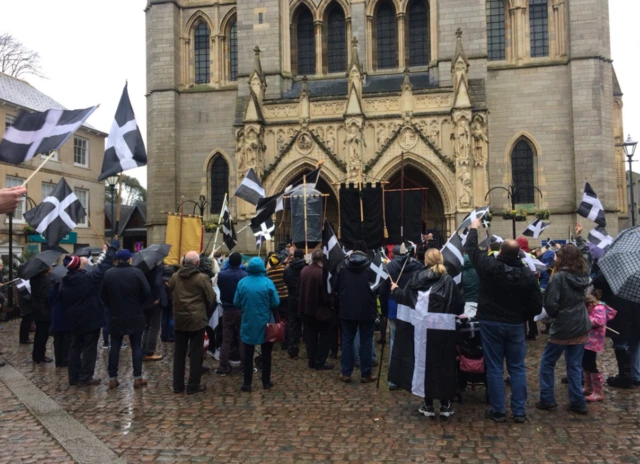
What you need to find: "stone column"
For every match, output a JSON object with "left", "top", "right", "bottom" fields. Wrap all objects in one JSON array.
[
  {"left": 315, "top": 20, "right": 323, "bottom": 75},
  {"left": 397, "top": 13, "right": 406, "bottom": 69}
]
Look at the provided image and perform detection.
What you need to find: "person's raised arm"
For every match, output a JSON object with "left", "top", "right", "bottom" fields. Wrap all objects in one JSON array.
[{"left": 463, "top": 220, "right": 493, "bottom": 274}]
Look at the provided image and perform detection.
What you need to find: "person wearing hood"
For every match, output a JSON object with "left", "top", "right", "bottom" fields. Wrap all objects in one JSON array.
[
  {"left": 170, "top": 251, "right": 216, "bottom": 394},
  {"left": 266, "top": 253, "right": 289, "bottom": 350},
  {"left": 465, "top": 220, "right": 543, "bottom": 423},
  {"left": 536, "top": 223, "right": 591, "bottom": 415},
  {"left": 379, "top": 243, "right": 424, "bottom": 390},
  {"left": 283, "top": 249, "right": 307, "bottom": 358},
  {"left": 335, "top": 241, "right": 377, "bottom": 384},
  {"left": 101, "top": 249, "right": 151, "bottom": 390},
  {"left": 216, "top": 252, "right": 248, "bottom": 376},
  {"left": 60, "top": 241, "right": 118, "bottom": 386},
  {"left": 234, "top": 257, "right": 280, "bottom": 392}
]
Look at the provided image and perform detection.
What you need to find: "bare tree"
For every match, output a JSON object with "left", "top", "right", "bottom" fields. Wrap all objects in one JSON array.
[{"left": 0, "top": 33, "right": 45, "bottom": 79}]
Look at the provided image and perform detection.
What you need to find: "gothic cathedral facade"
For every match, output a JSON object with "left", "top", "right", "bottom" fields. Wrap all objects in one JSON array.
[{"left": 145, "top": 0, "right": 627, "bottom": 251}]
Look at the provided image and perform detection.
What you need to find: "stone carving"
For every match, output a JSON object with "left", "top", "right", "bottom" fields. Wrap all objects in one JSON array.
[
  {"left": 471, "top": 115, "right": 488, "bottom": 166},
  {"left": 398, "top": 127, "right": 418, "bottom": 151},
  {"left": 429, "top": 120, "right": 441, "bottom": 148},
  {"left": 326, "top": 126, "right": 336, "bottom": 152},
  {"left": 236, "top": 129, "right": 246, "bottom": 172},
  {"left": 277, "top": 130, "right": 285, "bottom": 153},
  {"left": 297, "top": 132, "right": 313, "bottom": 154},
  {"left": 243, "top": 126, "right": 265, "bottom": 176},
  {"left": 376, "top": 124, "right": 387, "bottom": 150},
  {"left": 345, "top": 123, "right": 363, "bottom": 176},
  {"left": 454, "top": 120, "right": 470, "bottom": 163},
  {"left": 264, "top": 104, "right": 297, "bottom": 119},
  {"left": 457, "top": 165, "right": 473, "bottom": 208},
  {"left": 315, "top": 126, "right": 325, "bottom": 143}
]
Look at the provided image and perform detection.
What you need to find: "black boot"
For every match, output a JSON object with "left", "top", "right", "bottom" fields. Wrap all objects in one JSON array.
[{"left": 607, "top": 349, "right": 633, "bottom": 389}]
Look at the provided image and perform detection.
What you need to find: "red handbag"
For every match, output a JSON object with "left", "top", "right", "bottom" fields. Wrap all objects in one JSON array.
[{"left": 265, "top": 311, "right": 286, "bottom": 343}]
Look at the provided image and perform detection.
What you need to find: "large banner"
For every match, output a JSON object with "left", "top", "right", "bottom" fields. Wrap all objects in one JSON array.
[
  {"left": 340, "top": 183, "right": 384, "bottom": 250},
  {"left": 290, "top": 187, "right": 322, "bottom": 246},
  {"left": 385, "top": 191, "right": 423, "bottom": 244},
  {"left": 164, "top": 214, "right": 203, "bottom": 266}
]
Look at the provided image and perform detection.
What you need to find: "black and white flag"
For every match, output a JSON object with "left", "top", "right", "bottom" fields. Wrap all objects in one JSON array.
[
  {"left": 522, "top": 218, "right": 551, "bottom": 239},
  {"left": 578, "top": 182, "right": 606, "bottom": 227},
  {"left": 99, "top": 84, "right": 147, "bottom": 181},
  {"left": 368, "top": 249, "right": 389, "bottom": 291},
  {"left": 441, "top": 232, "right": 465, "bottom": 283},
  {"left": 16, "top": 278, "right": 31, "bottom": 295},
  {"left": 0, "top": 107, "right": 97, "bottom": 165},
  {"left": 234, "top": 168, "right": 265, "bottom": 206},
  {"left": 251, "top": 193, "right": 280, "bottom": 230},
  {"left": 323, "top": 219, "right": 344, "bottom": 294},
  {"left": 457, "top": 206, "right": 491, "bottom": 232},
  {"left": 479, "top": 233, "right": 504, "bottom": 249},
  {"left": 221, "top": 202, "right": 237, "bottom": 251},
  {"left": 251, "top": 217, "right": 275, "bottom": 248},
  {"left": 588, "top": 225, "right": 614, "bottom": 250},
  {"left": 23, "top": 178, "right": 86, "bottom": 247}
]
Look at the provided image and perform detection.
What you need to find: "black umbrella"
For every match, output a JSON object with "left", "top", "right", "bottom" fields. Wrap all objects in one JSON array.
[
  {"left": 18, "top": 249, "right": 65, "bottom": 280},
  {"left": 132, "top": 244, "right": 172, "bottom": 273},
  {"left": 74, "top": 246, "right": 103, "bottom": 257}
]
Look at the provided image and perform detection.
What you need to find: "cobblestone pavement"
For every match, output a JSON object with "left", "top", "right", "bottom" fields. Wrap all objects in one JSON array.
[{"left": 1, "top": 319, "right": 640, "bottom": 463}]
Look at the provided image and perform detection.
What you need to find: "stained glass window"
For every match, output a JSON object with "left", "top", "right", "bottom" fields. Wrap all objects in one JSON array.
[
  {"left": 407, "top": 0, "right": 430, "bottom": 67},
  {"left": 297, "top": 7, "right": 316, "bottom": 75},
  {"left": 529, "top": 0, "right": 549, "bottom": 57},
  {"left": 229, "top": 21, "right": 238, "bottom": 81},
  {"left": 327, "top": 5, "right": 346, "bottom": 73},
  {"left": 210, "top": 156, "right": 229, "bottom": 214}
]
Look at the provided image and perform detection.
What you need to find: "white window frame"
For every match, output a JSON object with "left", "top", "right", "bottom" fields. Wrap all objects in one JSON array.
[
  {"left": 74, "top": 188, "right": 89, "bottom": 227},
  {"left": 41, "top": 151, "right": 59, "bottom": 161},
  {"left": 5, "top": 114, "right": 15, "bottom": 130},
  {"left": 73, "top": 136, "right": 89, "bottom": 168},
  {"left": 5, "top": 175, "right": 26, "bottom": 223},
  {"left": 41, "top": 182, "right": 56, "bottom": 200}
]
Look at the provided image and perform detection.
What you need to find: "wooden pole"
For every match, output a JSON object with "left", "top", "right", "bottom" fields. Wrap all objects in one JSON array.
[
  {"left": 400, "top": 152, "right": 405, "bottom": 243},
  {"left": 381, "top": 182, "right": 389, "bottom": 239},
  {"left": 87, "top": 217, "right": 106, "bottom": 245},
  {"left": 21, "top": 151, "right": 58, "bottom": 187},
  {"left": 303, "top": 175, "right": 308, "bottom": 255},
  {"left": 209, "top": 193, "right": 227, "bottom": 258},
  {"left": 177, "top": 196, "right": 185, "bottom": 264}
]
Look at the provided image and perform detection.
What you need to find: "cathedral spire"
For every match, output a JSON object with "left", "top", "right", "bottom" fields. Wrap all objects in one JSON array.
[
  {"left": 249, "top": 45, "right": 267, "bottom": 103},
  {"left": 451, "top": 28, "right": 471, "bottom": 109}
]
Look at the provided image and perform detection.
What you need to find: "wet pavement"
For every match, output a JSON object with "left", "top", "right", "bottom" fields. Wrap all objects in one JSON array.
[{"left": 1, "top": 319, "right": 640, "bottom": 463}]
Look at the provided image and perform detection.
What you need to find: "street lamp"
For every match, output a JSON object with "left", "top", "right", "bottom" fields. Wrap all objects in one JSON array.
[
  {"left": 106, "top": 176, "right": 119, "bottom": 240},
  {"left": 622, "top": 134, "right": 638, "bottom": 226}
]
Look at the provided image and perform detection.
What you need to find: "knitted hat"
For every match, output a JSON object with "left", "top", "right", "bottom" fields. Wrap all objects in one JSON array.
[
  {"left": 269, "top": 254, "right": 280, "bottom": 266},
  {"left": 116, "top": 249, "right": 133, "bottom": 261},
  {"left": 63, "top": 255, "right": 81, "bottom": 271},
  {"left": 293, "top": 249, "right": 304, "bottom": 259}
]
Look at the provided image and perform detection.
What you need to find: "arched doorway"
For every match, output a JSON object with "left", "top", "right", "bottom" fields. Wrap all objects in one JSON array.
[
  {"left": 386, "top": 165, "right": 447, "bottom": 245},
  {"left": 274, "top": 173, "right": 339, "bottom": 249}
]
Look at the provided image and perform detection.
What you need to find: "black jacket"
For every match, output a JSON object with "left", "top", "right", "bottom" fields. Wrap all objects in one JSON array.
[
  {"left": 335, "top": 252, "right": 376, "bottom": 321},
  {"left": 142, "top": 266, "right": 166, "bottom": 310},
  {"left": 101, "top": 263, "right": 151, "bottom": 336},
  {"left": 593, "top": 271, "right": 640, "bottom": 343},
  {"left": 545, "top": 270, "right": 591, "bottom": 341},
  {"left": 379, "top": 255, "right": 423, "bottom": 318},
  {"left": 283, "top": 258, "right": 307, "bottom": 301},
  {"left": 31, "top": 271, "right": 53, "bottom": 323},
  {"left": 464, "top": 229, "right": 543, "bottom": 324},
  {"left": 60, "top": 243, "right": 117, "bottom": 335}
]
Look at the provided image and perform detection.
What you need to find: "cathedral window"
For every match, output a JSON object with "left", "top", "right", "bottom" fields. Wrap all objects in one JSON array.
[
  {"left": 406, "top": 0, "right": 430, "bottom": 67},
  {"left": 194, "top": 23, "right": 210, "bottom": 84},
  {"left": 229, "top": 20, "right": 238, "bottom": 81},
  {"left": 511, "top": 139, "right": 535, "bottom": 204},
  {"left": 326, "top": 4, "right": 347, "bottom": 73},
  {"left": 375, "top": 0, "right": 397, "bottom": 69},
  {"left": 295, "top": 5, "right": 316, "bottom": 76},
  {"left": 210, "top": 155, "right": 229, "bottom": 214},
  {"left": 486, "top": 0, "right": 506, "bottom": 61},
  {"left": 529, "top": 0, "right": 549, "bottom": 57}
]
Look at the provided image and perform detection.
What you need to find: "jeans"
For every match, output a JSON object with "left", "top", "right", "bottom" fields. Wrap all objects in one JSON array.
[
  {"left": 19, "top": 314, "right": 33, "bottom": 342},
  {"left": 161, "top": 304, "right": 174, "bottom": 342},
  {"left": 142, "top": 306, "right": 162, "bottom": 356},
  {"left": 539, "top": 342, "right": 586, "bottom": 408},
  {"left": 219, "top": 310, "right": 244, "bottom": 371},
  {"left": 615, "top": 340, "right": 640, "bottom": 381},
  {"left": 109, "top": 332, "right": 143, "bottom": 379},
  {"left": 388, "top": 319, "right": 397, "bottom": 387},
  {"left": 303, "top": 315, "right": 330, "bottom": 368},
  {"left": 287, "top": 298, "right": 302, "bottom": 356},
  {"left": 68, "top": 330, "right": 100, "bottom": 384},
  {"left": 479, "top": 320, "right": 527, "bottom": 416},
  {"left": 32, "top": 321, "right": 50, "bottom": 363},
  {"left": 53, "top": 331, "right": 71, "bottom": 367},
  {"left": 173, "top": 328, "right": 205, "bottom": 392},
  {"left": 243, "top": 342, "right": 273, "bottom": 387},
  {"left": 354, "top": 328, "right": 377, "bottom": 363},
  {"left": 341, "top": 320, "right": 375, "bottom": 378}
]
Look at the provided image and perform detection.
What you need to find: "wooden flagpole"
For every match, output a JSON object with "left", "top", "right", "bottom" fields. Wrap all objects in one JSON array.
[
  {"left": 21, "top": 151, "right": 58, "bottom": 188},
  {"left": 381, "top": 182, "right": 389, "bottom": 239},
  {"left": 303, "top": 175, "right": 308, "bottom": 255},
  {"left": 209, "top": 193, "right": 227, "bottom": 258},
  {"left": 177, "top": 196, "right": 185, "bottom": 264},
  {"left": 87, "top": 217, "right": 106, "bottom": 245}
]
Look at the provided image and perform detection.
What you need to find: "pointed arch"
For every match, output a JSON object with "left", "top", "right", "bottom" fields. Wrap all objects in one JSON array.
[
  {"left": 185, "top": 10, "right": 215, "bottom": 35},
  {"left": 507, "top": 134, "right": 539, "bottom": 204},
  {"left": 486, "top": 0, "right": 506, "bottom": 61},
  {"left": 203, "top": 150, "right": 232, "bottom": 214},
  {"left": 374, "top": 0, "right": 398, "bottom": 70},
  {"left": 323, "top": 1, "right": 348, "bottom": 74},
  {"left": 220, "top": 9, "right": 238, "bottom": 83},
  {"left": 406, "top": 0, "right": 430, "bottom": 67},
  {"left": 291, "top": 2, "right": 316, "bottom": 76}
]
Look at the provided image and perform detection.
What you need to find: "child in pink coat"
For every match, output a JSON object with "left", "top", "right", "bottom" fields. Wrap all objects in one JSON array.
[{"left": 583, "top": 290, "right": 617, "bottom": 402}]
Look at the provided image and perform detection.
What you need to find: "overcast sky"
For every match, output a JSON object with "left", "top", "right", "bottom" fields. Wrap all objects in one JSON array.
[{"left": 0, "top": 0, "right": 638, "bottom": 189}]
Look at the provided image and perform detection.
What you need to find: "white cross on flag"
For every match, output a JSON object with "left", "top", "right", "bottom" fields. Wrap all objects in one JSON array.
[
  {"left": 251, "top": 218, "right": 275, "bottom": 248},
  {"left": 588, "top": 225, "right": 614, "bottom": 250},
  {"left": 441, "top": 232, "right": 465, "bottom": 283},
  {"left": 577, "top": 182, "right": 606, "bottom": 227},
  {"left": 0, "top": 107, "right": 97, "bottom": 165},
  {"left": 522, "top": 218, "right": 551, "bottom": 239},
  {"left": 99, "top": 84, "right": 147, "bottom": 181},
  {"left": 221, "top": 202, "right": 237, "bottom": 251},
  {"left": 368, "top": 249, "right": 389, "bottom": 290},
  {"left": 458, "top": 206, "right": 491, "bottom": 232},
  {"left": 23, "top": 178, "right": 86, "bottom": 247}
]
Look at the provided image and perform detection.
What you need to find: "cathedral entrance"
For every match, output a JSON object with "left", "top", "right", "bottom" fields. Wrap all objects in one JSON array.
[{"left": 385, "top": 165, "right": 447, "bottom": 246}]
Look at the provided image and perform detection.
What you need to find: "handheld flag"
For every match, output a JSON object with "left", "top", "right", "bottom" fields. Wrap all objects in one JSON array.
[
  {"left": 99, "top": 84, "right": 147, "bottom": 181},
  {"left": 221, "top": 203, "right": 237, "bottom": 251},
  {"left": 369, "top": 249, "right": 389, "bottom": 291},
  {"left": 251, "top": 217, "right": 275, "bottom": 247},
  {"left": 0, "top": 107, "right": 97, "bottom": 165},
  {"left": 23, "top": 178, "right": 86, "bottom": 247},
  {"left": 441, "top": 232, "right": 464, "bottom": 283},
  {"left": 588, "top": 226, "right": 614, "bottom": 251},
  {"left": 458, "top": 206, "right": 491, "bottom": 232},
  {"left": 322, "top": 219, "right": 343, "bottom": 293},
  {"left": 234, "top": 168, "right": 265, "bottom": 206},
  {"left": 577, "top": 182, "right": 606, "bottom": 227},
  {"left": 522, "top": 218, "right": 551, "bottom": 239}
]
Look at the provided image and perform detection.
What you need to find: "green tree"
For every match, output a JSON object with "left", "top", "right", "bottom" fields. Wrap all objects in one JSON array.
[{"left": 104, "top": 175, "right": 147, "bottom": 206}]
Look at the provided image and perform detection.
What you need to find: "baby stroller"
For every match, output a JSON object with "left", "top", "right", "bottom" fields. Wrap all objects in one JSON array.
[{"left": 455, "top": 316, "right": 488, "bottom": 403}]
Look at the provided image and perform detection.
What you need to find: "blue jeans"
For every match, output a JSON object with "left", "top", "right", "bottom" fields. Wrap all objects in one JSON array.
[
  {"left": 480, "top": 321, "right": 527, "bottom": 416},
  {"left": 539, "top": 342, "right": 586, "bottom": 408},
  {"left": 388, "top": 319, "right": 397, "bottom": 387},
  {"left": 161, "top": 305, "right": 175, "bottom": 342},
  {"left": 354, "top": 329, "right": 377, "bottom": 364},
  {"left": 341, "top": 320, "right": 374, "bottom": 378},
  {"left": 109, "top": 332, "right": 143, "bottom": 380}
]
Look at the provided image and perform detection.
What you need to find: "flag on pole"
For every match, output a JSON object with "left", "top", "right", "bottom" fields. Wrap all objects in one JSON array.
[
  {"left": 368, "top": 249, "right": 389, "bottom": 291},
  {"left": 577, "top": 182, "right": 606, "bottom": 227},
  {"left": 457, "top": 206, "right": 491, "bottom": 232},
  {"left": 234, "top": 168, "right": 265, "bottom": 206},
  {"left": 16, "top": 278, "right": 31, "bottom": 295},
  {"left": 99, "top": 84, "right": 147, "bottom": 181},
  {"left": 522, "top": 218, "right": 551, "bottom": 239},
  {"left": 251, "top": 217, "right": 275, "bottom": 248},
  {"left": 322, "top": 219, "right": 343, "bottom": 293},
  {"left": 441, "top": 232, "right": 465, "bottom": 283},
  {"left": 479, "top": 233, "right": 504, "bottom": 249},
  {"left": 221, "top": 202, "right": 237, "bottom": 250},
  {"left": 23, "top": 178, "right": 86, "bottom": 247},
  {"left": 0, "top": 107, "right": 97, "bottom": 165},
  {"left": 251, "top": 193, "right": 280, "bottom": 229},
  {"left": 588, "top": 225, "right": 614, "bottom": 250}
]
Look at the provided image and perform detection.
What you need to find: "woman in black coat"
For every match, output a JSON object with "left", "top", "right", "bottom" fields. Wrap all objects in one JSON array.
[{"left": 31, "top": 269, "right": 53, "bottom": 363}]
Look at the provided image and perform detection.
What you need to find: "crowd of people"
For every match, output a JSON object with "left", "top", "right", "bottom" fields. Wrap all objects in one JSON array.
[{"left": 1, "top": 180, "right": 640, "bottom": 424}]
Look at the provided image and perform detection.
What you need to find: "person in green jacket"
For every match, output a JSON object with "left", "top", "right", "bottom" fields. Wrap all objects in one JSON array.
[{"left": 234, "top": 257, "right": 280, "bottom": 392}]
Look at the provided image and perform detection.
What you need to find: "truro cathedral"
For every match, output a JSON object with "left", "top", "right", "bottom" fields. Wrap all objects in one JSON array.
[{"left": 145, "top": 0, "right": 628, "bottom": 251}]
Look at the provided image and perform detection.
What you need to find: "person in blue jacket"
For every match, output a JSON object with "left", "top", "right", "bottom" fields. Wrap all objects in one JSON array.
[{"left": 234, "top": 257, "right": 280, "bottom": 392}]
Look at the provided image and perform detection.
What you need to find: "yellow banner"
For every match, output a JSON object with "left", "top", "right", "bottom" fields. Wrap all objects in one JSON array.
[{"left": 164, "top": 215, "right": 203, "bottom": 266}]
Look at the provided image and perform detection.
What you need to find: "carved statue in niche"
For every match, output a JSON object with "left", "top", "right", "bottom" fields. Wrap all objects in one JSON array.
[
  {"left": 458, "top": 165, "right": 473, "bottom": 208},
  {"left": 297, "top": 132, "right": 313, "bottom": 154},
  {"left": 287, "top": 127, "right": 295, "bottom": 142},
  {"left": 245, "top": 128, "right": 261, "bottom": 170},
  {"left": 315, "top": 127, "right": 325, "bottom": 143},
  {"left": 376, "top": 124, "right": 387, "bottom": 150},
  {"left": 417, "top": 119, "right": 428, "bottom": 134},
  {"left": 277, "top": 130, "right": 285, "bottom": 153},
  {"left": 429, "top": 120, "right": 440, "bottom": 148},
  {"left": 326, "top": 126, "right": 336, "bottom": 152},
  {"left": 236, "top": 129, "right": 246, "bottom": 172},
  {"left": 471, "top": 116, "right": 488, "bottom": 166},
  {"left": 345, "top": 123, "right": 363, "bottom": 176},
  {"left": 454, "top": 121, "right": 470, "bottom": 163}
]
